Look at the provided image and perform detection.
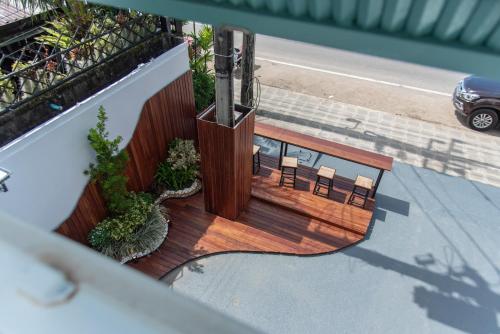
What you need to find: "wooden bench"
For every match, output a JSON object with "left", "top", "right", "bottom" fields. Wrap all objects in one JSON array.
[{"left": 254, "top": 122, "right": 393, "bottom": 197}]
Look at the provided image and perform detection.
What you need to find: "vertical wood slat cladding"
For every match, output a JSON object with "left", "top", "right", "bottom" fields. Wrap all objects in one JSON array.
[
  {"left": 56, "top": 71, "right": 197, "bottom": 244},
  {"left": 56, "top": 182, "right": 107, "bottom": 244},
  {"left": 234, "top": 108, "right": 255, "bottom": 215},
  {"left": 197, "top": 105, "right": 255, "bottom": 220},
  {"left": 125, "top": 71, "right": 197, "bottom": 191}
]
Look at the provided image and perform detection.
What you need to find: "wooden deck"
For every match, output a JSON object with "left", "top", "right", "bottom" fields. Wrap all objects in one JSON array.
[
  {"left": 252, "top": 155, "right": 374, "bottom": 235},
  {"left": 128, "top": 155, "right": 374, "bottom": 279}
]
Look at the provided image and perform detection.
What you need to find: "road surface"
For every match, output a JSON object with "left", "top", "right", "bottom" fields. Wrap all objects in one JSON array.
[
  {"left": 186, "top": 22, "right": 468, "bottom": 128},
  {"left": 242, "top": 33, "right": 468, "bottom": 128}
]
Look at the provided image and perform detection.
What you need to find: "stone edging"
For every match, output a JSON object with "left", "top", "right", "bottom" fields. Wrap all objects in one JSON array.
[
  {"left": 120, "top": 179, "right": 202, "bottom": 264},
  {"left": 154, "top": 178, "right": 203, "bottom": 204},
  {"left": 120, "top": 204, "right": 169, "bottom": 264}
]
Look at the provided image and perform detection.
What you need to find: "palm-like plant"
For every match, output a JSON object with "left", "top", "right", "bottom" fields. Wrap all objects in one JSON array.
[
  {"left": 3, "top": 0, "right": 108, "bottom": 31},
  {"left": 187, "top": 25, "right": 214, "bottom": 73},
  {"left": 186, "top": 25, "right": 216, "bottom": 112},
  {"left": 35, "top": 18, "right": 75, "bottom": 49}
]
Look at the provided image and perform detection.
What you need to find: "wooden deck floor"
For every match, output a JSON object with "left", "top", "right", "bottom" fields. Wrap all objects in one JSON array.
[{"left": 128, "top": 156, "right": 374, "bottom": 279}]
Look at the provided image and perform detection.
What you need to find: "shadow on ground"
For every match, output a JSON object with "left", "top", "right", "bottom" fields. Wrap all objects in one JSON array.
[
  {"left": 345, "top": 246, "right": 500, "bottom": 334},
  {"left": 257, "top": 108, "right": 500, "bottom": 179}
]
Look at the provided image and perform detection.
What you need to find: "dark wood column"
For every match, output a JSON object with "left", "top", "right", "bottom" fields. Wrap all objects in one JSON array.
[{"left": 197, "top": 104, "right": 255, "bottom": 220}]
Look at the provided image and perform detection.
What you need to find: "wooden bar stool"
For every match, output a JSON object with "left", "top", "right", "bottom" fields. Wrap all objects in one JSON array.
[
  {"left": 279, "top": 156, "right": 298, "bottom": 188},
  {"left": 253, "top": 145, "right": 261, "bottom": 174},
  {"left": 313, "top": 166, "right": 336, "bottom": 198},
  {"left": 348, "top": 175, "right": 373, "bottom": 208}
]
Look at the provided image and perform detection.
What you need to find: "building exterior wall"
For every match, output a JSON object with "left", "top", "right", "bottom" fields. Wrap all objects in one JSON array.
[
  {"left": 0, "top": 43, "right": 193, "bottom": 231},
  {"left": 57, "top": 71, "right": 197, "bottom": 244}
]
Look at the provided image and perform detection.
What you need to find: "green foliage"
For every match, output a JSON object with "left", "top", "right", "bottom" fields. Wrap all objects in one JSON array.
[
  {"left": 88, "top": 192, "right": 154, "bottom": 252},
  {"left": 156, "top": 138, "right": 200, "bottom": 191},
  {"left": 187, "top": 25, "right": 214, "bottom": 73},
  {"left": 0, "top": 78, "right": 15, "bottom": 110},
  {"left": 11, "top": 60, "right": 31, "bottom": 72},
  {"left": 192, "top": 70, "right": 215, "bottom": 113},
  {"left": 85, "top": 106, "right": 130, "bottom": 215},
  {"left": 186, "top": 25, "right": 216, "bottom": 112},
  {"left": 10, "top": 0, "right": 106, "bottom": 31},
  {"left": 0, "top": 78, "right": 15, "bottom": 97},
  {"left": 35, "top": 19, "right": 75, "bottom": 49},
  {"left": 97, "top": 204, "right": 167, "bottom": 260},
  {"left": 85, "top": 107, "right": 165, "bottom": 260}
]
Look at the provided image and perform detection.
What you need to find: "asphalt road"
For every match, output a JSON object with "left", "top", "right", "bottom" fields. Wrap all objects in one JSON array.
[
  {"left": 187, "top": 23, "right": 470, "bottom": 128},
  {"left": 243, "top": 34, "right": 468, "bottom": 128},
  {"left": 189, "top": 23, "right": 466, "bottom": 94},
  {"left": 248, "top": 34, "right": 466, "bottom": 95}
]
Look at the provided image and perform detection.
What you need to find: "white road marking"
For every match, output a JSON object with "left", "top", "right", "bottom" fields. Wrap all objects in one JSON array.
[{"left": 255, "top": 56, "right": 452, "bottom": 97}]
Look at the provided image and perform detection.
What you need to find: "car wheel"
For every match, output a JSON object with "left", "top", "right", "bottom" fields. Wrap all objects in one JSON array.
[{"left": 469, "top": 109, "right": 499, "bottom": 131}]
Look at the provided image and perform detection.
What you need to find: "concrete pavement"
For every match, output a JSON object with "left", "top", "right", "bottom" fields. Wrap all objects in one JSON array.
[
  {"left": 162, "top": 160, "right": 500, "bottom": 334},
  {"left": 173, "top": 24, "right": 500, "bottom": 334}
]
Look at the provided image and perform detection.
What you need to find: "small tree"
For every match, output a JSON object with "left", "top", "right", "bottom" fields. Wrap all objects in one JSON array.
[{"left": 85, "top": 106, "right": 130, "bottom": 215}]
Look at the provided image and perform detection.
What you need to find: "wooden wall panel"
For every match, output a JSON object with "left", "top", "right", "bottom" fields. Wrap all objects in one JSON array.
[
  {"left": 197, "top": 105, "right": 255, "bottom": 220},
  {"left": 125, "top": 71, "right": 197, "bottom": 191},
  {"left": 234, "top": 107, "right": 254, "bottom": 215},
  {"left": 56, "top": 71, "right": 197, "bottom": 244},
  {"left": 56, "top": 182, "right": 107, "bottom": 244}
]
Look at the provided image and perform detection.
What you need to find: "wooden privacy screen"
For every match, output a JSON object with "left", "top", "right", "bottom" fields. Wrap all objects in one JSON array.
[
  {"left": 197, "top": 104, "right": 255, "bottom": 220},
  {"left": 56, "top": 71, "right": 197, "bottom": 244}
]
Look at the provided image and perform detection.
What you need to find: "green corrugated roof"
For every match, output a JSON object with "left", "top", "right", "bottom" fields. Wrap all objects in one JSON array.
[{"left": 90, "top": 0, "right": 500, "bottom": 77}]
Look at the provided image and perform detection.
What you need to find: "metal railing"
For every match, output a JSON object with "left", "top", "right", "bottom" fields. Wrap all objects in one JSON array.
[{"left": 0, "top": 11, "right": 165, "bottom": 113}]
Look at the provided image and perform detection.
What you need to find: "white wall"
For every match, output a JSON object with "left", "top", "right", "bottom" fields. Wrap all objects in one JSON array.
[{"left": 0, "top": 43, "right": 190, "bottom": 231}]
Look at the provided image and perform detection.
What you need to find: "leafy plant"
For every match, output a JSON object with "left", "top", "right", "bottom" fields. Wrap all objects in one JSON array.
[
  {"left": 35, "top": 19, "right": 75, "bottom": 50},
  {"left": 85, "top": 107, "right": 165, "bottom": 260},
  {"left": 0, "top": 78, "right": 15, "bottom": 107},
  {"left": 96, "top": 204, "right": 167, "bottom": 261},
  {"left": 85, "top": 106, "right": 130, "bottom": 215},
  {"left": 187, "top": 25, "right": 214, "bottom": 73},
  {"left": 88, "top": 192, "right": 154, "bottom": 253},
  {"left": 186, "top": 25, "right": 216, "bottom": 112},
  {"left": 155, "top": 138, "right": 200, "bottom": 191},
  {"left": 192, "top": 70, "right": 215, "bottom": 113}
]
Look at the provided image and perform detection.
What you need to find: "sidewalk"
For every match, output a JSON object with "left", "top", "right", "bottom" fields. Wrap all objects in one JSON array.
[{"left": 240, "top": 83, "right": 500, "bottom": 188}]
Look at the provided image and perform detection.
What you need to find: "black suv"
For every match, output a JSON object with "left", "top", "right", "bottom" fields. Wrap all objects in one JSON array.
[{"left": 453, "top": 76, "right": 500, "bottom": 131}]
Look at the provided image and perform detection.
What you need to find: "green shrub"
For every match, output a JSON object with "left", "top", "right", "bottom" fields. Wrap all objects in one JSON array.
[
  {"left": 97, "top": 204, "right": 167, "bottom": 260},
  {"left": 89, "top": 192, "right": 153, "bottom": 251},
  {"left": 86, "top": 106, "right": 167, "bottom": 261},
  {"left": 85, "top": 106, "right": 131, "bottom": 215},
  {"left": 192, "top": 70, "right": 215, "bottom": 113},
  {"left": 156, "top": 138, "right": 200, "bottom": 191}
]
